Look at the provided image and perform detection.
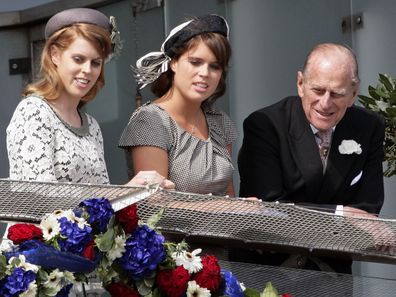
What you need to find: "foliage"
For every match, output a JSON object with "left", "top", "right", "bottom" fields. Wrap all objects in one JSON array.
[{"left": 358, "top": 73, "right": 396, "bottom": 177}]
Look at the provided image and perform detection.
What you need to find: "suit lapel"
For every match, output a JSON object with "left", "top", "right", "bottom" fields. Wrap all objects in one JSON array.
[{"left": 288, "top": 98, "right": 324, "bottom": 201}]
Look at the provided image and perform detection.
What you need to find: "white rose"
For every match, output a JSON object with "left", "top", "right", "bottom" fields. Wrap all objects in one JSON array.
[{"left": 338, "top": 140, "right": 362, "bottom": 155}]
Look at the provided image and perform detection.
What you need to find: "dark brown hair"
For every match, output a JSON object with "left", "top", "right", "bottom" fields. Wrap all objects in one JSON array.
[{"left": 151, "top": 32, "right": 231, "bottom": 105}]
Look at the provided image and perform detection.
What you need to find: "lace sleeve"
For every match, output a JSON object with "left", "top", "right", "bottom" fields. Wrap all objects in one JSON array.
[{"left": 6, "top": 98, "right": 57, "bottom": 182}]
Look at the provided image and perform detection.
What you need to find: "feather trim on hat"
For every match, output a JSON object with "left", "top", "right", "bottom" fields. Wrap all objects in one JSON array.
[
  {"left": 108, "top": 16, "right": 123, "bottom": 61},
  {"left": 133, "top": 52, "right": 171, "bottom": 89}
]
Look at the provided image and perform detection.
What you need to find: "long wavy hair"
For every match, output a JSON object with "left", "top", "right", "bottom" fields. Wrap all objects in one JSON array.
[
  {"left": 151, "top": 33, "right": 231, "bottom": 105},
  {"left": 24, "top": 23, "right": 112, "bottom": 103}
]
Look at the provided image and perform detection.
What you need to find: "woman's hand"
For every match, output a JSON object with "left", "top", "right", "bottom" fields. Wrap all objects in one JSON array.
[{"left": 127, "top": 170, "right": 175, "bottom": 189}]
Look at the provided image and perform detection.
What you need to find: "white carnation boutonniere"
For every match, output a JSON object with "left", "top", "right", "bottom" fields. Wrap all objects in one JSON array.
[{"left": 338, "top": 140, "right": 362, "bottom": 155}]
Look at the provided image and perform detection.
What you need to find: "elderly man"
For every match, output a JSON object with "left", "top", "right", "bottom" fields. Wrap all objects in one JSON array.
[{"left": 237, "top": 43, "right": 385, "bottom": 273}]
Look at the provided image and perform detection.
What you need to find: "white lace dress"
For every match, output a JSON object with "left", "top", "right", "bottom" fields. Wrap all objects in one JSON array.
[
  {"left": 6, "top": 95, "right": 109, "bottom": 184},
  {"left": 3, "top": 96, "right": 110, "bottom": 293}
]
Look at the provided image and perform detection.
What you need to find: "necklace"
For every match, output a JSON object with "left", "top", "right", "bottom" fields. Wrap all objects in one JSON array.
[
  {"left": 190, "top": 124, "right": 197, "bottom": 134},
  {"left": 189, "top": 112, "right": 201, "bottom": 135}
]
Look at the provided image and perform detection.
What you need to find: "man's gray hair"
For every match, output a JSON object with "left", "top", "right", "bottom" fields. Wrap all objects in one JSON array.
[{"left": 302, "top": 43, "right": 360, "bottom": 86}]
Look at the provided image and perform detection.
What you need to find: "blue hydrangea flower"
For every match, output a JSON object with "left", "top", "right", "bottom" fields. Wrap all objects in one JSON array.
[
  {"left": 221, "top": 270, "right": 244, "bottom": 297},
  {"left": 79, "top": 198, "right": 114, "bottom": 233},
  {"left": 0, "top": 267, "right": 36, "bottom": 297},
  {"left": 55, "top": 283, "right": 73, "bottom": 297},
  {"left": 58, "top": 217, "right": 92, "bottom": 255},
  {"left": 118, "top": 225, "right": 166, "bottom": 279}
]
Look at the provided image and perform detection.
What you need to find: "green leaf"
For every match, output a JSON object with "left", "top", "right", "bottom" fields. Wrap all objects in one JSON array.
[
  {"left": 368, "top": 86, "right": 381, "bottom": 100},
  {"left": 9, "top": 256, "right": 21, "bottom": 267},
  {"left": 386, "top": 107, "right": 396, "bottom": 117},
  {"left": 50, "top": 237, "right": 60, "bottom": 250},
  {"left": 40, "top": 286, "right": 60, "bottom": 297},
  {"left": 136, "top": 278, "right": 153, "bottom": 296},
  {"left": 97, "top": 264, "right": 118, "bottom": 284},
  {"left": 358, "top": 94, "right": 376, "bottom": 106},
  {"left": 146, "top": 208, "right": 165, "bottom": 229},
  {"left": 143, "top": 272, "right": 156, "bottom": 287},
  {"left": 152, "top": 287, "right": 162, "bottom": 297},
  {"left": 260, "top": 282, "right": 279, "bottom": 297},
  {"left": 388, "top": 92, "right": 396, "bottom": 105},
  {"left": 37, "top": 269, "right": 49, "bottom": 282},
  {"left": 107, "top": 215, "right": 116, "bottom": 229},
  {"left": 375, "top": 84, "right": 390, "bottom": 98},
  {"left": 379, "top": 73, "right": 394, "bottom": 91},
  {"left": 244, "top": 287, "right": 261, "bottom": 297},
  {"left": 95, "top": 226, "right": 115, "bottom": 252},
  {"left": 0, "top": 254, "right": 7, "bottom": 278}
]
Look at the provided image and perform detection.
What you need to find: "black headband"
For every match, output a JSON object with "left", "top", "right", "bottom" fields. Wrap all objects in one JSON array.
[{"left": 163, "top": 14, "right": 229, "bottom": 57}]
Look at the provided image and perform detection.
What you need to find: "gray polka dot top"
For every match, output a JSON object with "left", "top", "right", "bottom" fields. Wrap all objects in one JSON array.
[{"left": 119, "top": 103, "right": 237, "bottom": 195}]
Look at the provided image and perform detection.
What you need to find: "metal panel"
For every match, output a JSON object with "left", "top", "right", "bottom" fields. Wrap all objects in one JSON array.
[
  {"left": 0, "top": 179, "right": 151, "bottom": 223},
  {"left": 136, "top": 189, "right": 396, "bottom": 264}
]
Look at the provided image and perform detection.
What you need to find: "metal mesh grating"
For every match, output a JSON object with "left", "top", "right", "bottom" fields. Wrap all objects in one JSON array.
[
  {"left": 1, "top": 179, "right": 395, "bottom": 263},
  {"left": 136, "top": 190, "right": 396, "bottom": 263},
  {"left": 0, "top": 179, "right": 150, "bottom": 223},
  {"left": 220, "top": 260, "right": 396, "bottom": 297}
]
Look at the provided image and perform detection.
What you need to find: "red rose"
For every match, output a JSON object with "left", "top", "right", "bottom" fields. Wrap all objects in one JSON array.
[
  {"left": 115, "top": 204, "right": 139, "bottom": 234},
  {"left": 156, "top": 266, "right": 190, "bottom": 297},
  {"left": 105, "top": 282, "right": 139, "bottom": 297},
  {"left": 193, "top": 255, "right": 221, "bottom": 292},
  {"left": 82, "top": 239, "right": 96, "bottom": 261},
  {"left": 282, "top": 294, "right": 294, "bottom": 297},
  {"left": 7, "top": 223, "right": 43, "bottom": 244}
]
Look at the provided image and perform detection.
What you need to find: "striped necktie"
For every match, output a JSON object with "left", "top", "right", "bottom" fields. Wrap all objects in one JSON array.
[{"left": 316, "top": 129, "right": 332, "bottom": 170}]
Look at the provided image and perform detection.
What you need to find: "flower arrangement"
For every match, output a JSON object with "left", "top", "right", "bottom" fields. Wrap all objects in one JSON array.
[
  {"left": 0, "top": 198, "right": 292, "bottom": 297},
  {"left": 358, "top": 73, "right": 396, "bottom": 177}
]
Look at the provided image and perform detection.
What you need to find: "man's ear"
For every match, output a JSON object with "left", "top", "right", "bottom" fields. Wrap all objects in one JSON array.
[
  {"left": 297, "top": 71, "right": 305, "bottom": 98},
  {"left": 348, "top": 97, "right": 357, "bottom": 107},
  {"left": 348, "top": 86, "right": 359, "bottom": 107},
  {"left": 50, "top": 45, "right": 60, "bottom": 66}
]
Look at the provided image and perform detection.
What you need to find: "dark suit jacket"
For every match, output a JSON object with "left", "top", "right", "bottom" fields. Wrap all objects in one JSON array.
[
  {"left": 239, "top": 96, "right": 385, "bottom": 214},
  {"left": 234, "top": 96, "right": 385, "bottom": 273}
]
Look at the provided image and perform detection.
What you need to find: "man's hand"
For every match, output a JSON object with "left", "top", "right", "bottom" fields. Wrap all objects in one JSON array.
[{"left": 344, "top": 206, "right": 395, "bottom": 255}]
